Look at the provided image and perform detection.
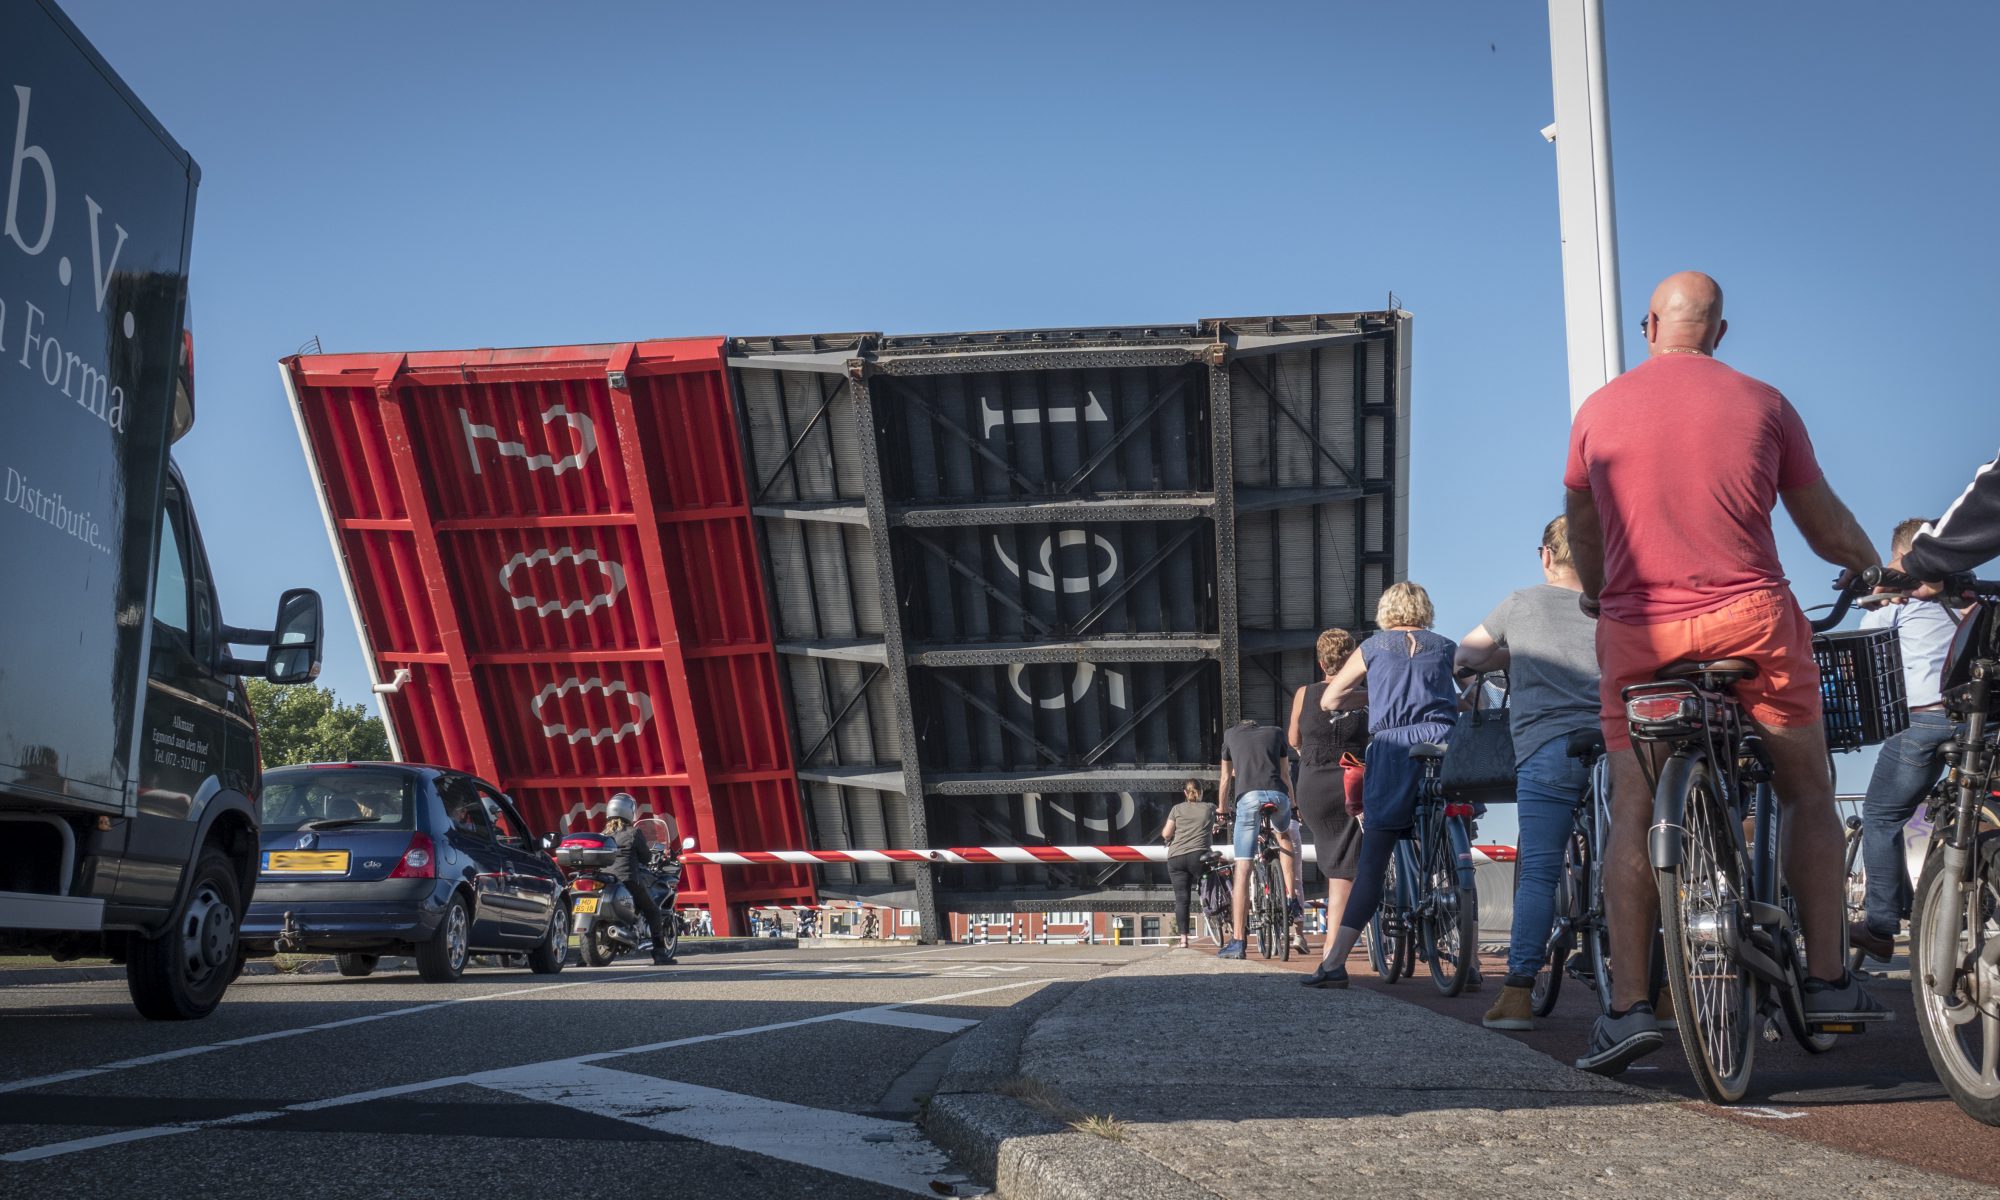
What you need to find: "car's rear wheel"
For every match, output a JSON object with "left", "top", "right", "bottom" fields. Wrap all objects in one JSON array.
[
  {"left": 335, "top": 953, "right": 379, "bottom": 978},
  {"left": 127, "top": 848, "right": 242, "bottom": 1020},
  {"left": 416, "top": 896, "right": 471, "bottom": 983},
  {"left": 528, "top": 905, "right": 568, "bottom": 974}
]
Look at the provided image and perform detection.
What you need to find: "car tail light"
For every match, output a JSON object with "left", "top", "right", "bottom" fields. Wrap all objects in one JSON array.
[
  {"left": 388, "top": 832, "right": 435, "bottom": 879},
  {"left": 1626, "top": 695, "right": 1695, "bottom": 725}
]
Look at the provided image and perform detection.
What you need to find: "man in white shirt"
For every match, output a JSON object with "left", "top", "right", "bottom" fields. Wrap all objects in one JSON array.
[{"left": 1851, "top": 518, "right": 1962, "bottom": 962}]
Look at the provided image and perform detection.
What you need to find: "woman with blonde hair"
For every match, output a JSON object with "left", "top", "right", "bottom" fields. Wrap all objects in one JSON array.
[
  {"left": 1290, "top": 628, "right": 1369, "bottom": 981},
  {"left": 1303, "top": 582, "right": 1459, "bottom": 987}
]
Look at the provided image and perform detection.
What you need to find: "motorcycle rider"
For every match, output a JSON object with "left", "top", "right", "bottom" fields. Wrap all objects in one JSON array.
[{"left": 602, "top": 793, "right": 680, "bottom": 965}]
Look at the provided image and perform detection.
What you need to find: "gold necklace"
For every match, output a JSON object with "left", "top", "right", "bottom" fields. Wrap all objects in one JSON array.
[{"left": 1659, "top": 347, "right": 1710, "bottom": 357}]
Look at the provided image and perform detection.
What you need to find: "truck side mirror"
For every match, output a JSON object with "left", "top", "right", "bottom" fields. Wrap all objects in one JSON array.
[{"left": 265, "top": 589, "right": 323, "bottom": 684}]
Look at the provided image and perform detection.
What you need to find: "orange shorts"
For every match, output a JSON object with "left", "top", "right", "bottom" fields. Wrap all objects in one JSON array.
[{"left": 1596, "top": 587, "right": 1821, "bottom": 752}]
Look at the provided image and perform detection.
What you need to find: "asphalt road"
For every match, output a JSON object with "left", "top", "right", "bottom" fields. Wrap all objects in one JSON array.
[
  {"left": 0, "top": 944, "right": 1126, "bottom": 1199},
  {"left": 1267, "top": 938, "right": 2000, "bottom": 1189}
]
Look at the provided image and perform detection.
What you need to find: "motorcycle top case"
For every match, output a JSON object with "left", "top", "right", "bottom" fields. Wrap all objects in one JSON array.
[{"left": 555, "top": 834, "right": 618, "bottom": 872}]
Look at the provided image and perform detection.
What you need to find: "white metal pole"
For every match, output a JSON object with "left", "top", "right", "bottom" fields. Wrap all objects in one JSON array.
[{"left": 1546, "top": 0, "right": 1625, "bottom": 415}]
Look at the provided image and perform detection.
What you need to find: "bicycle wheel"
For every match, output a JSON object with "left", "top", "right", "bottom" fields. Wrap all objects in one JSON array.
[
  {"left": 1841, "top": 818, "right": 1870, "bottom": 974},
  {"left": 1253, "top": 858, "right": 1278, "bottom": 959},
  {"left": 1910, "top": 828, "right": 2000, "bottom": 1126},
  {"left": 1656, "top": 757, "right": 1759, "bottom": 1103},
  {"left": 1423, "top": 821, "right": 1475, "bottom": 996},
  {"left": 1371, "top": 851, "right": 1405, "bottom": 983},
  {"left": 1534, "top": 819, "right": 1590, "bottom": 1017}
]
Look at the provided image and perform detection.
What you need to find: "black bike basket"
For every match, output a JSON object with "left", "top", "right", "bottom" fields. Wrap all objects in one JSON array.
[{"left": 1812, "top": 628, "right": 1907, "bottom": 750}]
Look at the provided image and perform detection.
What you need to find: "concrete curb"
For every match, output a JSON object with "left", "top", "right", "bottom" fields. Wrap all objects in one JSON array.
[
  {"left": 921, "top": 973, "right": 1217, "bottom": 1200},
  {"left": 0, "top": 937, "right": 803, "bottom": 989}
]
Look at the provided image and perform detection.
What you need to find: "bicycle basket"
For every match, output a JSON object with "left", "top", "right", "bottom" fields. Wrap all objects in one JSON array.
[{"left": 1812, "top": 627, "right": 1907, "bottom": 750}]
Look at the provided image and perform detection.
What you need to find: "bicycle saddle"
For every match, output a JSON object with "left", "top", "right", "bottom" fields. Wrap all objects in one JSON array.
[
  {"left": 1565, "top": 729, "right": 1605, "bottom": 760},
  {"left": 1407, "top": 742, "right": 1449, "bottom": 760},
  {"left": 1259, "top": 800, "right": 1279, "bottom": 813},
  {"left": 1657, "top": 658, "right": 1759, "bottom": 684}
]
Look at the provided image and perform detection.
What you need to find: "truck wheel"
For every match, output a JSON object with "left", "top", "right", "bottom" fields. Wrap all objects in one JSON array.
[
  {"left": 126, "top": 848, "right": 242, "bottom": 1020},
  {"left": 415, "top": 896, "right": 470, "bottom": 983},
  {"left": 335, "top": 953, "right": 379, "bottom": 978},
  {"left": 527, "top": 906, "right": 568, "bottom": 975}
]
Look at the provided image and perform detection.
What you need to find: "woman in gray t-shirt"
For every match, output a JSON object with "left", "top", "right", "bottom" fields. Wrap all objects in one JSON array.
[{"left": 1160, "top": 780, "right": 1219, "bottom": 947}]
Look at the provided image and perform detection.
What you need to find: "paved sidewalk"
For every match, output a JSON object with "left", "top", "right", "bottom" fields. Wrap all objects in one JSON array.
[{"left": 928, "top": 951, "right": 1996, "bottom": 1199}]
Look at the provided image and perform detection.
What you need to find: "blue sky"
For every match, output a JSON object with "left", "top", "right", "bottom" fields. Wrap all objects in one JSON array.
[{"left": 64, "top": 1, "right": 1998, "bottom": 804}]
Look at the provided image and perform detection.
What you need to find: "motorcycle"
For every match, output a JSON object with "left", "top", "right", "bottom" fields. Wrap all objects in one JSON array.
[{"left": 552, "top": 821, "right": 694, "bottom": 967}]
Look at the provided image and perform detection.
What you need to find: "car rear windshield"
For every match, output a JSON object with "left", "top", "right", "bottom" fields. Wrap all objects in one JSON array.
[{"left": 259, "top": 769, "right": 418, "bottom": 832}]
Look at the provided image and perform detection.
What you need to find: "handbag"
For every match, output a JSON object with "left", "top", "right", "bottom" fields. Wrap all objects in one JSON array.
[
  {"left": 1439, "top": 673, "right": 1517, "bottom": 802},
  {"left": 1340, "top": 751, "right": 1366, "bottom": 816}
]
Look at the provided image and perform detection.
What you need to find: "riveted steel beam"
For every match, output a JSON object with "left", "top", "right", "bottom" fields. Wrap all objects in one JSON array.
[{"left": 849, "top": 374, "right": 940, "bottom": 941}]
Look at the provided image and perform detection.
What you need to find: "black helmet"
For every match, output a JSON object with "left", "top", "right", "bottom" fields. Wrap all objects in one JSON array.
[{"left": 606, "top": 792, "right": 638, "bottom": 824}]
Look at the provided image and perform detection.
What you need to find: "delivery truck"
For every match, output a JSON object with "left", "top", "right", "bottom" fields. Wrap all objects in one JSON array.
[{"left": 0, "top": 0, "right": 324, "bottom": 1018}]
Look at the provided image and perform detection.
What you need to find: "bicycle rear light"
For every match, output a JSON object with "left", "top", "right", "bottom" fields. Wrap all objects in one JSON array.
[{"left": 1626, "top": 695, "right": 1697, "bottom": 726}]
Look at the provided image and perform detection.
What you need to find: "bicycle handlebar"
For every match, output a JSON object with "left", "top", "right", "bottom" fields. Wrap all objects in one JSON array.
[{"left": 1810, "top": 566, "right": 2000, "bottom": 633}]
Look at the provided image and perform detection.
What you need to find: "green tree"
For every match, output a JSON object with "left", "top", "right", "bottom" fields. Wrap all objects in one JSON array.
[{"left": 245, "top": 678, "right": 392, "bottom": 768}]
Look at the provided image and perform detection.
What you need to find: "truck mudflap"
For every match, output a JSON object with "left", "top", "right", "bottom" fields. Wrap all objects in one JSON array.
[{"left": 0, "top": 891, "right": 106, "bottom": 932}]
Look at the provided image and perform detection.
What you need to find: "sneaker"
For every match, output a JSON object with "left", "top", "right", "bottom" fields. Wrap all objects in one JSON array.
[
  {"left": 1301, "top": 963, "right": 1348, "bottom": 989},
  {"left": 1482, "top": 983, "right": 1534, "bottom": 1031},
  {"left": 1849, "top": 920, "right": 1895, "bottom": 964},
  {"left": 1217, "top": 940, "right": 1246, "bottom": 960},
  {"left": 1576, "top": 1003, "right": 1664, "bottom": 1075},
  {"left": 1802, "top": 971, "right": 1893, "bottom": 1024}
]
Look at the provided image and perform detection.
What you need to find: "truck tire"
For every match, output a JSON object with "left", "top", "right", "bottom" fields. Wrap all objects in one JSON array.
[
  {"left": 415, "top": 895, "right": 471, "bottom": 983},
  {"left": 335, "top": 953, "right": 379, "bottom": 978},
  {"left": 126, "top": 848, "right": 243, "bottom": 1020}
]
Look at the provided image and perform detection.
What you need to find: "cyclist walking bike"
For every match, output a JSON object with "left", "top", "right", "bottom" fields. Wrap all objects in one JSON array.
[
  {"left": 1363, "top": 748, "right": 1479, "bottom": 993},
  {"left": 1631, "top": 571, "right": 1901, "bottom": 1102}
]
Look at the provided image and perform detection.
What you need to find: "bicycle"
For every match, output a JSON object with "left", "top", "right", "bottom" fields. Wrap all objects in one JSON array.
[
  {"left": 1902, "top": 570, "right": 2000, "bottom": 1126},
  {"left": 1199, "top": 848, "right": 1234, "bottom": 947},
  {"left": 1245, "top": 801, "right": 1295, "bottom": 961},
  {"left": 1529, "top": 729, "right": 1613, "bottom": 1016},
  {"left": 1633, "top": 570, "right": 1901, "bottom": 1103},
  {"left": 1368, "top": 748, "right": 1479, "bottom": 994}
]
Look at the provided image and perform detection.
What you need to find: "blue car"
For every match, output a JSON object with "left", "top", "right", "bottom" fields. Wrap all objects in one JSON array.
[{"left": 241, "top": 763, "right": 568, "bottom": 982}]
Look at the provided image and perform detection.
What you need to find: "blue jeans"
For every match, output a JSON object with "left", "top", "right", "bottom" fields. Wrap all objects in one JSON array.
[
  {"left": 1861, "top": 710, "right": 1957, "bottom": 939},
  {"left": 1506, "top": 737, "right": 1588, "bottom": 982},
  {"left": 1233, "top": 790, "right": 1292, "bottom": 859}
]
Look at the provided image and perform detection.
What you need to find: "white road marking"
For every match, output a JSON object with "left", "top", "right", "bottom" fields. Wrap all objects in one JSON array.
[
  {"left": 0, "top": 970, "right": 681, "bottom": 1096},
  {"left": 1736, "top": 1106, "right": 1808, "bottom": 1120},
  {"left": 834, "top": 1009, "right": 979, "bottom": 1034},
  {"left": 485, "top": 1061, "right": 979, "bottom": 1195},
  {"left": 0, "top": 978, "right": 1051, "bottom": 1163},
  {"left": 0, "top": 945, "right": 975, "bottom": 1096}
]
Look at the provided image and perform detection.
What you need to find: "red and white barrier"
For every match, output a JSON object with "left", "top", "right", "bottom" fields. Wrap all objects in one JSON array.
[{"left": 685, "top": 844, "right": 1518, "bottom": 866}]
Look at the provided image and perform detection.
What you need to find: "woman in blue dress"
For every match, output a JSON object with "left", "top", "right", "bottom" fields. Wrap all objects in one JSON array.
[{"left": 1299, "top": 581, "right": 1460, "bottom": 988}]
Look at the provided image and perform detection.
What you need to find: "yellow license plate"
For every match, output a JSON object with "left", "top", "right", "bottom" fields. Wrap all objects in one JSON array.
[
  {"left": 572, "top": 896, "right": 599, "bottom": 914},
  {"left": 264, "top": 850, "right": 351, "bottom": 874}
]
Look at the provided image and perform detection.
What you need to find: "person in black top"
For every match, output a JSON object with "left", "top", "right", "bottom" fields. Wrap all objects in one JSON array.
[
  {"left": 603, "top": 792, "right": 678, "bottom": 965},
  {"left": 1291, "top": 629, "right": 1369, "bottom": 981},
  {"left": 1906, "top": 447, "right": 2000, "bottom": 584},
  {"left": 1216, "top": 720, "right": 1299, "bottom": 959}
]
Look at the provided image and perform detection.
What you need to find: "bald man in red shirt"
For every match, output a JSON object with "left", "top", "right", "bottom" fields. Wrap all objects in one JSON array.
[{"left": 1564, "top": 271, "right": 1887, "bottom": 1074}]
